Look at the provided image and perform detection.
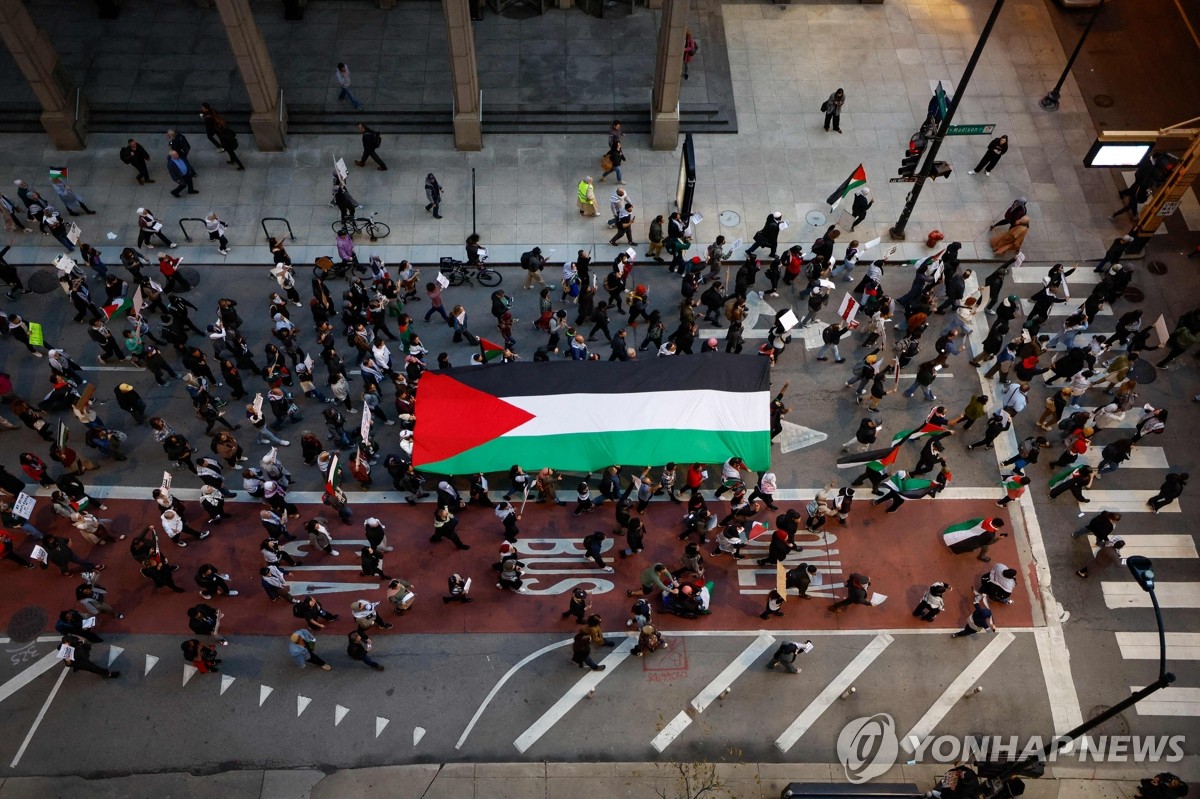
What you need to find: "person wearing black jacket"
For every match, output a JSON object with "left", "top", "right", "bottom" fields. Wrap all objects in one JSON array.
[
  {"left": 187, "top": 603, "right": 227, "bottom": 645},
  {"left": 216, "top": 124, "right": 244, "bottom": 170},
  {"left": 56, "top": 609, "right": 103, "bottom": 643},
  {"left": 969, "top": 135, "right": 1008, "bottom": 176},
  {"left": 59, "top": 635, "right": 118, "bottom": 679},
  {"left": 745, "top": 212, "right": 782, "bottom": 258},
  {"left": 355, "top": 124, "right": 386, "bottom": 170}
]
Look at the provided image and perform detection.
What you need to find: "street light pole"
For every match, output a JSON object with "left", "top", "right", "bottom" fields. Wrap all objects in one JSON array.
[
  {"left": 890, "top": 0, "right": 1007, "bottom": 240},
  {"left": 1040, "top": 1, "right": 1106, "bottom": 112},
  {"left": 992, "top": 556, "right": 1175, "bottom": 783}
]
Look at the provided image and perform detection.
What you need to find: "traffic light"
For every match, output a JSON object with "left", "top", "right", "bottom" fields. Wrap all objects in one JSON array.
[
  {"left": 898, "top": 151, "right": 921, "bottom": 178},
  {"left": 930, "top": 160, "right": 953, "bottom": 180},
  {"left": 1127, "top": 555, "right": 1155, "bottom": 592}
]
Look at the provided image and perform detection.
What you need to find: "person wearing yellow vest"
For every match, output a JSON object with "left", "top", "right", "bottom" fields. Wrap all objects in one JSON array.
[{"left": 577, "top": 176, "right": 598, "bottom": 217}]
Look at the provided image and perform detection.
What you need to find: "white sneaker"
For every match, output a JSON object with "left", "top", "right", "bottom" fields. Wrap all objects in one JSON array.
[
  {"left": 602, "top": 566, "right": 614, "bottom": 573},
  {"left": 199, "top": 530, "right": 211, "bottom": 540},
  {"left": 968, "top": 170, "right": 976, "bottom": 175},
  {"left": 227, "top": 590, "right": 239, "bottom": 596},
  {"left": 280, "top": 440, "right": 291, "bottom": 446},
  {"left": 219, "top": 573, "right": 231, "bottom": 580},
  {"left": 175, "top": 539, "right": 188, "bottom": 547},
  {"left": 169, "top": 243, "right": 178, "bottom": 249},
  {"left": 218, "top": 249, "right": 228, "bottom": 255},
  {"left": 329, "top": 549, "right": 340, "bottom": 557}
]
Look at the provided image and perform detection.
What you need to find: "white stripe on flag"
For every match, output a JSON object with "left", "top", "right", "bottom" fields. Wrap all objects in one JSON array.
[{"left": 503, "top": 389, "right": 768, "bottom": 438}]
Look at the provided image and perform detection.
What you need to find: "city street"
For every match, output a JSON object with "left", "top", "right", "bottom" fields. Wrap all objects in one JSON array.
[{"left": 0, "top": 0, "right": 1197, "bottom": 792}]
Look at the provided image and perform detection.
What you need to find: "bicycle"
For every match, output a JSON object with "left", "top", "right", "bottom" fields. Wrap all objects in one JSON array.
[
  {"left": 332, "top": 212, "right": 391, "bottom": 242},
  {"left": 439, "top": 257, "right": 502, "bottom": 288}
]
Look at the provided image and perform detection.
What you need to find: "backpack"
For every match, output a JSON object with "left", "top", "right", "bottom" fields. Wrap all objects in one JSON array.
[
  {"left": 292, "top": 601, "right": 308, "bottom": 618},
  {"left": 370, "top": 131, "right": 382, "bottom": 149},
  {"left": 804, "top": 260, "right": 822, "bottom": 281}
]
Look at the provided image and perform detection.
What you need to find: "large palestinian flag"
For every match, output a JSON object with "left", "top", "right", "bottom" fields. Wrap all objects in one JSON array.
[{"left": 412, "top": 354, "right": 771, "bottom": 474}]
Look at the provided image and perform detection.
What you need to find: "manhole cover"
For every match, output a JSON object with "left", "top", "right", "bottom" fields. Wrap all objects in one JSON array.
[
  {"left": 1094, "top": 95, "right": 1114, "bottom": 108},
  {"left": 179, "top": 267, "right": 201, "bottom": 288},
  {"left": 7, "top": 606, "right": 48, "bottom": 643},
  {"left": 1129, "top": 358, "right": 1157, "bottom": 385},
  {"left": 1123, "top": 286, "right": 1144, "bottom": 303},
  {"left": 28, "top": 270, "right": 59, "bottom": 294},
  {"left": 1147, "top": 261, "right": 1167, "bottom": 275},
  {"left": 805, "top": 210, "right": 826, "bottom": 227},
  {"left": 718, "top": 211, "right": 741, "bottom": 227}
]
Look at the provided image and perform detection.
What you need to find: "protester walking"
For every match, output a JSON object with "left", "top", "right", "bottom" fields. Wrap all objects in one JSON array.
[
  {"left": 969, "top": 135, "right": 1009, "bottom": 176},
  {"left": 335, "top": 62, "right": 364, "bottom": 111},
  {"left": 823, "top": 88, "right": 845, "bottom": 132},
  {"left": 355, "top": 124, "right": 386, "bottom": 170}
]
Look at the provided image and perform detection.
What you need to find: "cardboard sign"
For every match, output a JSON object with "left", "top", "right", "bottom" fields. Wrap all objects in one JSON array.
[
  {"left": 777, "top": 309, "right": 799, "bottom": 332},
  {"left": 1150, "top": 314, "right": 1169, "bottom": 348},
  {"left": 837, "top": 293, "right": 860, "bottom": 324},
  {"left": 253, "top": 393, "right": 264, "bottom": 418},
  {"left": 359, "top": 408, "right": 372, "bottom": 445},
  {"left": 463, "top": 577, "right": 473, "bottom": 594},
  {"left": 66, "top": 222, "right": 82, "bottom": 245},
  {"left": 334, "top": 158, "right": 348, "bottom": 185},
  {"left": 869, "top": 592, "right": 888, "bottom": 606},
  {"left": 53, "top": 254, "right": 77, "bottom": 275},
  {"left": 776, "top": 562, "right": 787, "bottom": 602},
  {"left": 777, "top": 220, "right": 790, "bottom": 231},
  {"left": 75, "top": 382, "right": 96, "bottom": 412},
  {"left": 56, "top": 421, "right": 69, "bottom": 450},
  {"left": 57, "top": 644, "right": 75, "bottom": 661},
  {"left": 435, "top": 272, "right": 450, "bottom": 290},
  {"left": 160, "top": 471, "right": 172, "bottom": 494},
  {"left": 30, "top": 544, "right": 48, "bottom": 563},
  {"left": 12, "top": 493, "right": 36, "bottom": 520},
  {"left": 862, "top": 237, "right": 881, "bottom": 252},
  {"left": 625, "top": 247, "right": 637, "bottom": 260},
  {"left": 28, "top": 322, "right": 44, "bottom": 347},
  {"left": 82, "top": 616, "right": 97, "bottom": 629}
]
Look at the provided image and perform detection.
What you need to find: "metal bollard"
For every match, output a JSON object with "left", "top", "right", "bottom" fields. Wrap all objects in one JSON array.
[
  {"left": 965, "top": 685, "right": 983, "bottom": 699},
  {"left": 840, "top": 686, "right": 856, "bottom": 700}
]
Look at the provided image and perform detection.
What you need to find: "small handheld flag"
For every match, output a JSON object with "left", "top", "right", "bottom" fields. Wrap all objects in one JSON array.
[{"left": 826, "top": 164, "right": 867, "bottom": 211}]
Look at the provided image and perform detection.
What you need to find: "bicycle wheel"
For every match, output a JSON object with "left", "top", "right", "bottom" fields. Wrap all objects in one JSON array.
[
  {"left": 446, "top": 268, "right": 466, "bottom": 287},
  {"left": 476, "top": 267, "right": 502, "bottom": 287},
  {"left": 365, "top": 221, "right": 391, "bottom": 242},
  {"left": 331, "top": 221, "right": 353, "bottom": 237}
]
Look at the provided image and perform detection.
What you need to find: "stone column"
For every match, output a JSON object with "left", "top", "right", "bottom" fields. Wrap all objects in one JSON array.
[
  {"left": 0, "top": 0, "right": 88, "bottom": 150},
  {"left": 442, "top": 0, "right": 483, "bottom": 151},
  {"left": 213, "top": 0, "right": 288, "bottom": 151},
  {"left": 649, "top": 0, "right": 689, "bottom": 151}
]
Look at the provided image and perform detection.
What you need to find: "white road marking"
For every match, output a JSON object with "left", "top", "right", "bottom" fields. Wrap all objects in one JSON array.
[
  {"left": 411, "top": 724, "right": 423, "bottom": 745},
  {"left": 79, "top": 365, "right": 143, "bottom": 372},
  {"left": 651, "top": 633, "right": 777, "bottom": 753},
  {"left": 144, "top": 654, "right": 159, "bottom": 675},
  {"left": 1117, "top": 633, "right": 1200, "bottom": 661},
  {"left": 777, "top": 421, "right": 828, "bottom": 453},
  {"left": 106, "top": 646, "right": 123, "bottom": 668},
  {"left": 513, "top": 637, "right": 635, "bottom": 753},
  {"left": 775, "top": 633, "right": 894, "bottom": 753},
  {"left": 1130, "top": 687, "right": 1200, "bottom": 716},
  {"left": 1021, "top": 300, "right": 1112, "bottom": 317},
  {"left": 376, "top": 717, "right": 390, "bottom": 738},
  {"left": 9, "top": 667, "right": 69, "bottom": 768},
  {"left": 1079, "top": 448, "right": 1169, "bottom": 470},
  {"left": 1103, "top": 582, "right": 1200, "bottom": 609},
  {"left": 1092, "top": 535, "right": 1197, "bottom": 560},
  {"left": 902, "top": 631, "right": 1015, "bottom": 753},
  {"left": 259, "top": 685, "right": 273, "bottom": 706},
  {"left": 1011, "top": 267, "right": 1099, "bottom": 285},
  {"left": 0, "top": 653, "right": 61, "bottom": 707},
  {"left": 297, "top": 695, "right": 312, "bottom": 717},
  {"left": 1079, "top": 490, "right": 1180, "bottom": 514},
  {"left": 1077, "top": 407, "right": 1137, "bottom": 428},
  {"left": 335, "top": 705, "right": 349, "bottom": 726},
  {"left": 651, "top": 712, "right": 694, "bottom": 754},
  {"left": 1033, "top": 626, "right": 1085, "bottom": 736},
  {"left": 182, "top": 664, "right": 198, "bottom": 686},
  {"left": 220, "top": 674, "right": 235, "bottom": 696}
]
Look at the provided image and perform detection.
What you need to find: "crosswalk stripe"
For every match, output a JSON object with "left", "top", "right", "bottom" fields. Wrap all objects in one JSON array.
[
  {"left": 1078, "top": 407, "right": 1137, "bottom": 428},
  {"left": 1012, "top": 267, "right": 1100, "bottom": 285},
  {"left": 1129, "top": 687, "right": 1200, "bottom": 716},
  {"left": 513, "top": 637, "right": 635, "bottom": 754},
  {"left": 1021, "top": 300, "right": 1112, "bottom": 317},
  {"left": 1102, "top": 582, "right": 1200, "bottom": 609},
  {"left": 1077, "top": 490, "right": 1180, "bottom": 514},
  {"left": 901, "top": 632, "right": 1015, "bottom": 753},
  {"left": 1116, "top": 633, "right": 1200, "bottom": 661},
  {"left": 1079, "top": 447, "right": 1169, "bottom": 470},
  {"left": 1092, "top": 535, "right": 1198, "bottom": 560},
  {"left": 774, "top": 634, "right": 893, "bottom": 753}
]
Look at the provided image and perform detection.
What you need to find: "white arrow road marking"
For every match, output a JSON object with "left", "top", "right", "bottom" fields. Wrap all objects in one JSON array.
[
  {"left": 775, "top": 633, "right": 894, "bottom": 753},
  {"left": 182, "top": 664, "right": 198, "bottom": 686},
  {"left": 285, "top": 580, "right": 385, "bottom": 596},
  {"left": 297, "top": 695, "right": 311, "bottom": 717},
  {"left": 375, "top": 717, "right": 389, "bottom": 738},
  {"left": 901, "top": 631, "right": 1015, "bottom": 753},
  {"left": 283, "top": 539, "right": 367, "bottom": 558},
  {"left": 335, "top": 705, "right": 349, "bottom": 726},
  {"left": 220, "top": 674, "right": 236, "bottom": 696},
  {"left": 513, "top": 637, "right": 635, "bottom": 754},
  {"left": 1117, "top": 633, "right": 1200, "bottom": 661},
  {"left": 259, "top": 685, "right": 273, "bottom": 706},
  {"left": 777, "top": 421, "right": 828, "bottom": 453},
  {"left": 144, "top": 654, "right": 159, "bottom": 675},
  {"left": 0, "top": 653, "right": 61, "bottom": 707},
  {"left": 651, "top": 633, "right": 777, "bottom": 753},
  {"left": 10, "top": 667, "right": 69, "bottom": 768},
  {"left": 106, "top": 646, "right": 123, "bottom": 668},
  {"left": 412, "top": 725, "right": 424, "bottom": 745}
]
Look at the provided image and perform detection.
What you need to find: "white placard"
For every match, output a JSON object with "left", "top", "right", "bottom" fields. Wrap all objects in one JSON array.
[
  {"left": 66, "top": 222, "right": 82, "bottom": 244},
  {"left": 777, "top": 309, "right": 799, "bottom": 332},
  {"left": 862, "top": 237, "right": 881, "bottom": 252},
  {"left": 435, "top": 272, "right": 450, "bottom": 289},
  {"left": 334, "top": 158, "right": 348, "bottom": 184},
  {"left": 625, "top": 247, "right": 637, "bottom": 260},
  {"left": 778, "top": 220, "right": 790, "bottom": 231},
  {"left": 869, "top": 592, "right": 888, "bottom": 606},
  {"left": 359, "top": 408, "right": 372, "bottom": 444},
  {"left": 161, "top": 471, "right": 172, "bottom": 493},
  {"left": 57, "top": 644, "right": 75, "bottom": 661},
  {"left": 477, "top": 247, "right": 488, "bottom": 261},
  {"left": 53, "top": 254, "right": 78, "bottom": 275},
  {"left": 691, "top": 213, "right": 703, "bottom": 225},
  {"left": 82, "top": 616, "right": 97, "bottom": 629},
  {"left": 30, "top": 545, "right": 48, "bottom": 564},
  {"left": 253, "top": 393, "right": 264, "bottom": 418},
  {"left": 12, "top": 492, "right": 35, "bottom": 520},
  {"left": 303, "top": 354, "right": 314, "bottom": 373},
  {"left": 883, "top": 245, "right": 898, "bottom": 260},
  {"left": 401, "top": 591, "right": 415, "bottom": 605},
  {"left": 463, "top": 577, "right": 472, "bottom": 594},
  {"left": 730, "top": 238, "right": 743, "bottom": 252},
  {"left": 837, "top": 293, "right": 860, "bottom": 324}
]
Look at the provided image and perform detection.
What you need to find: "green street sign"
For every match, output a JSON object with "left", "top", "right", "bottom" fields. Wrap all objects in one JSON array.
[{"left": 946, "top": 124, "right": 996, "bottom": 136}]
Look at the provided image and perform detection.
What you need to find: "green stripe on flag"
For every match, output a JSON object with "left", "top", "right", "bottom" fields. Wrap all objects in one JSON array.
[
  {"left": 418, "top": 428, "right": 771, "bottom": 475},
  {"left": 942, "top": 518, "right": 983, "bottom": 536}
]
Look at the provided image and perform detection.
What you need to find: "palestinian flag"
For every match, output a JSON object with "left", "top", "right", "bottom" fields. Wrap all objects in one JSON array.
[
  {"left": 911, "top": 249, "right": 946, "bottom": 271},
  {"left": 942, "top": 518, "right": 1000, "bottom": 553},
  {"left": 1048, "top": 467, "right": 1082, "bottom": 490},
  {"left": 103, "top": 294, "right": 135, "bottom": 320},
  {"left": 889, "top": 423, "right": 950, "bottom": 447},
  {"left": 479, "top": 338, "right": 505, "bottom": 363},
  {"left": 838, "top": 424, "right": 946, "bottom": 471},
  {"left": 325, "top": 453, "right": 341, "bottom": 495},
  {"left": 826, "top": 164, "right": 867, "bottom": 210},
  {"left": 49, "top": 166, "right": 67, "bottom": 181},
  {"left": 412, "top": 354, "right": 771, "bottom": 474}
]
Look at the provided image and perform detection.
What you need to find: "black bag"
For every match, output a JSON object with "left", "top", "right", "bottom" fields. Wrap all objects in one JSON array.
[
  {"left": 820, "top": 100, "right": 829, "bottom": 113},
  {"left": 292, "top": 601, "right": 308, "bottom": 619},
  {"left": 370, "top": 131, "right": 382, "bottom": 149}
]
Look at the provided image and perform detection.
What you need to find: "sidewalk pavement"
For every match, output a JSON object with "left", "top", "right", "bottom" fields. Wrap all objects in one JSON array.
[
  {"left": 0, "top": 762, "right": 1165, "bottom": 798},
  {"left": 0, "top": 0, "right": 1142, "bottom": 273}
]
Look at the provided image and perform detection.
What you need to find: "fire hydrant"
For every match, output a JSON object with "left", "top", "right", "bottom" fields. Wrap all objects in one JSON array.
[{"left": 926, "top": 229, "right": 945, "bottom": 248}]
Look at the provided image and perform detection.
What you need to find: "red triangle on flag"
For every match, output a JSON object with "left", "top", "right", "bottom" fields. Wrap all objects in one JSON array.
[{"left": 412, "top": 372, "right": 536, "bottom": 466}]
